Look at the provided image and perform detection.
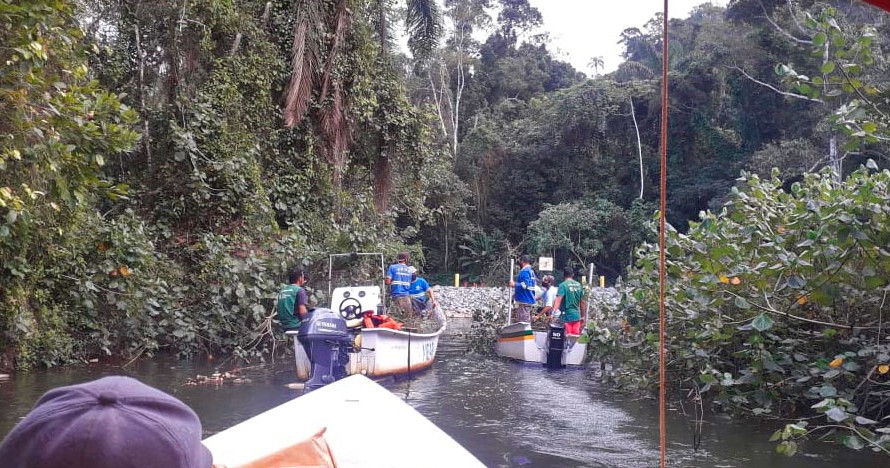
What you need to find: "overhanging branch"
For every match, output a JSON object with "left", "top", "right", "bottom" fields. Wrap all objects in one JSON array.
[{"left": 731, "top": 66, "right": 824, "bottom": 103}]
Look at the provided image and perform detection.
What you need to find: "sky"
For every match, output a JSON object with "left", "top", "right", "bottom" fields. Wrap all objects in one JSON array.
[{"left": 527, "top": 0, "right": 728, "bottom": 74}]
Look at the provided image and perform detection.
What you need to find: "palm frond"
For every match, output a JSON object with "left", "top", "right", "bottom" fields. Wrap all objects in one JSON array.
[
  {"left": 615, "top": 61, "right": 656, "bottom": 81},
  {"left": 320, "top": 81, "right": 351, "bottom": 187},
  {"left": 406, "top": 0, "right": 442, "bottom": 61},
  {"left": 319, "top": 0, "right": 350, "bottom": 104},
  {"left": 284, "top": 2, "right": 323, "bottom": 127}
]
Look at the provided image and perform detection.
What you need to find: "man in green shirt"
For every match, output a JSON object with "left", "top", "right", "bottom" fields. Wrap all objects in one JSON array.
[
  {"left": 551, "top": 266, "right": 587, "bottom": 335},
  {"left": 278, "top": 268, "right": 311, "bottom": 357}
]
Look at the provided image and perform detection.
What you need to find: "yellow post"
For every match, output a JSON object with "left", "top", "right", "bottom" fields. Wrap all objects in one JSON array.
[
  {"left": 581, "top": 275, "right": 587, "bottom": 284},
  {"left": 600, "top": 276, "right": 605, "bottom": 288},
  {"left": 454, "top": 273, "right": 460, "bottom": 287}
]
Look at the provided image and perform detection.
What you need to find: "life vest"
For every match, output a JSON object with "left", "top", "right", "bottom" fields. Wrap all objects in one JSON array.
[{"left": 361, "top": 311, "right": 403, "bottom": 331}]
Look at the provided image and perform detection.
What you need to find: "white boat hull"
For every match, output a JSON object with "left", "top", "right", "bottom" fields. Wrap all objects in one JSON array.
[
  {"left": 292, "top": 323, "right": 446, "bottom": 380},
  {"left": 203, "top": 374, "right": 484, "bottom": 468},
  {"left": 495, "top": 322, "right": 587, "bottom": 366}
]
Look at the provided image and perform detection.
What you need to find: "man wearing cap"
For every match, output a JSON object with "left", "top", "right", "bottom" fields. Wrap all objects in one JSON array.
[
  {"left": 0, "top": 375, "right": 213, "bottom": 467},
  {"left": 552, "top": 266, "right": 588, "bottom": 335},
  {"left": 385, "top": 251, "right": 413, "bottom": 314},
  {"left": 408, "top": 271, "right": 438, "bottom": 316},
  {"left": 509, "top": 255, "right": 538, "bottom": 322}
]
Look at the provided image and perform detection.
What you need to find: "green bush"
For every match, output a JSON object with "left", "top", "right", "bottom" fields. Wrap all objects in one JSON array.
[{"left": 604, "top": 164, "right": 890, "bottom": 455}]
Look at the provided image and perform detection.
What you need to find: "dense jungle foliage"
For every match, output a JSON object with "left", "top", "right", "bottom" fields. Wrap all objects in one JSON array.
[
  {"left": 586, "top": 0, "right": 890, "bottom": 456},
  {"left": 2, "top": 0, "right": 890, "bottom": 456}
]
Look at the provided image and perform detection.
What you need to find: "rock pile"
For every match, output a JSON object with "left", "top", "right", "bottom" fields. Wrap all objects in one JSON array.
[
  {"left": 433, "top": 286, "right": 619, "bottom": 319},
  {"left": 434, "top": 286, "right": 511, "bottom": 318},
  {"left": 588, "top": 287, "right": 620, "bottom": 310}
]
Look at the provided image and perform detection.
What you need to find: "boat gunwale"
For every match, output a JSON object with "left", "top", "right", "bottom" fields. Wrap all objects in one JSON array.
[{"left": 359, "top": 321, "right": 446, "bottom": 339}]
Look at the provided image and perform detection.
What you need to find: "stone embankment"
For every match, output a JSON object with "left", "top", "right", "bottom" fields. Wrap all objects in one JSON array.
[{"left": 433, "top": 286, "right": 620, "bottom": 319}]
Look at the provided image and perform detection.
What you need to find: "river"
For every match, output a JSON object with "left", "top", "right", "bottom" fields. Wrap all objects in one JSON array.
[{"left": 0, "top": 320, "right": 886, "bottom": 467}]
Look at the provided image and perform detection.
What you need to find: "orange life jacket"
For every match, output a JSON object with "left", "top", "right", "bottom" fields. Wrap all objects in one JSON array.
[{"left": 360, "top": 312, "right": 403, "bottom": 330}]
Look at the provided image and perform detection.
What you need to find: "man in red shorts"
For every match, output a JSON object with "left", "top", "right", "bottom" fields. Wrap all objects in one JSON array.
[{"left": 551, "top": 266, "right": 588, "bottom": 335}]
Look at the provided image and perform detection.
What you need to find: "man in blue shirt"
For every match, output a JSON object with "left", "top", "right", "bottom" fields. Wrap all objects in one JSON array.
[
  {"left": 408, "top": 272, "right": 438, "bottom": 315},
  {"left": 386, "top": 251, "right": 413, "bottom": 314},
  {"left": 509, "top": 254, "right": 537, "bottom": 322}
]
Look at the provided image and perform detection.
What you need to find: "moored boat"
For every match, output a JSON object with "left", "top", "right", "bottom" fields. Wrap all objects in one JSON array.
[
  {"left": 496, "top": 321, "right": 587, "bottom": 366},
  {"left": 203, "top": 374, "right": 484, "bottom": 468},
  {"left": 289, "top": 308, "right": 446, "bottom": 380},
  {"left": 289, "top": 253, "right": 446, "bottom": 381}
]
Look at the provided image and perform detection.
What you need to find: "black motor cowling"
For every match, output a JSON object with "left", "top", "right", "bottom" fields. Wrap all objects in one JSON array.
[
  {"left": 298, "top": 308, "right": 353, "bottom": 392},
  {"left": 545, "top": 323, "right": 566, "bottom": 369}
]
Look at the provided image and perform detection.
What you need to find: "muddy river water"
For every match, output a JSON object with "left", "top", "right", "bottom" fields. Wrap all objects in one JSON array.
[{"left": 1, "top": 320, "right": 886, "bottom": 467}]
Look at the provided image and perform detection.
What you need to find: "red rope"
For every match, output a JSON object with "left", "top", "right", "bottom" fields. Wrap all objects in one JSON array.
[{"left": 659, "top": 0, "right": 669, "bottom": 467}]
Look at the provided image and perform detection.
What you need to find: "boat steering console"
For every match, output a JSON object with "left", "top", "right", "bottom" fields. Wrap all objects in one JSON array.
[{"left": 338, "top": 297, "right": 363, "bottom": 320}]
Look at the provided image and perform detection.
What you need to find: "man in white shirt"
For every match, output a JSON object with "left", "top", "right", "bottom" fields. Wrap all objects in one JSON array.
[{"left": 534, "top": 275, "right": 557, "bottom": 322}]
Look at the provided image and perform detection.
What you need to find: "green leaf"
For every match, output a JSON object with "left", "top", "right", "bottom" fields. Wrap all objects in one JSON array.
[
  {"left": 788, "top": 423, "right": 807, "bottom": 434},
  {"left": 820, "top": 62, "right": 835, "bottom": 74},
  {"left": 811, "top": 399, "right": 833, "bottom": 409},
  {"left": 825, "top": 406, "right": 847, "bottom": 422},
  {"left": 776, "top": 440, "right": 798, "bottom": 456},
  {"left": 842, "top": 435, "right": 864, "bottom": 450},
  {"left": 813, "top": 32, "right": 827, "bottom": 47},
  {"left": 786, "top": 275, "right": 807, "bottom": 289},
  {"left": 751, "top": 313, "right": 773, "bottom": 331},
  {"left": 735, "top": 296, "right": 752, "bottom": 310}
]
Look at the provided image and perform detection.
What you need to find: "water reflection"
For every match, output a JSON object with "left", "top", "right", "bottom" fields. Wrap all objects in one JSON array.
[{"left": 0, "top": 321, "right": 887, "bottom": 467}]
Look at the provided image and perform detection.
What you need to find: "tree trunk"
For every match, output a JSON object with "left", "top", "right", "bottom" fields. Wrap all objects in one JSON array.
[
  {"left": 630, "top": 96, "right": 643, "bottom": 199},
  {"left": 135, "top": 22, "right": 151, "bottom": 169},
  {"left": 829, "top": 135, "right": 840, "bottom": 181}
]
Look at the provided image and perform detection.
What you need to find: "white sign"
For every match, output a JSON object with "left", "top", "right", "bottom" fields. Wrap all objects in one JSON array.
[{"left": 538, "top": 257, "right": 553, "bottom": 271}]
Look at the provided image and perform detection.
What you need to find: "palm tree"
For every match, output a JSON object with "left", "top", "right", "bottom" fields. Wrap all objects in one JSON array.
[
  {"left": 588, "top": 56, "right": 604, "bottom": 76},
  {"left": 283, "top": 0, "right": 442, "bottom": 188}
]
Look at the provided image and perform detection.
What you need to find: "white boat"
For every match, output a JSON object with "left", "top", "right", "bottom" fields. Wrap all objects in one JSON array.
[
  {"left": 203, "top": 374, "right": 484, "bottom": 468},
  {"left": 495, "top": 321, "right": 588, "bottom": 366},
  {"left": 289, "top": 253, "right": 446, "bottom": 380}
]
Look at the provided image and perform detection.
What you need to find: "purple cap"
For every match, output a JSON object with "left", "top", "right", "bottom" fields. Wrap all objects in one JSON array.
[{"left": 0, "top": 376, "right": 212, "bottom": 468}]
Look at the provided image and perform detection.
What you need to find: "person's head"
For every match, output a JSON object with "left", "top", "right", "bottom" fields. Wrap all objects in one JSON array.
[
  {"left": 0, "top": 376, "right": 212, "bottom": 468},
  {"left": 397, "top": 251, "right": 410, "bottom": 264},
  {"left": 543, "top": 275, "right": 555, "bottom": 288},
  {"left": 563, "top": 266, "right": 574, "bottom": 279},
  {"left": 519, "top": 254, "right": 532, "bottom": 267},
  {"left": 288, "top": 268, "right": 308, "bottom": 285}
]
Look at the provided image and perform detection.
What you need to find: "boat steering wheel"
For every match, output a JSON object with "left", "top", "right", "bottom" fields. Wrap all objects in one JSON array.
[{"left": 338, "top": 297, "right": 363, "bottom": 320}]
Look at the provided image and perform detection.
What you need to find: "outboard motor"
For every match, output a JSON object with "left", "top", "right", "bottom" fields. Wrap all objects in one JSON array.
[
  {"left": 545, "top": 323, "right": 566, "bottom": 369},
  {"left": 298, "top": 308, "right": 353, "bottom": 392}
]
